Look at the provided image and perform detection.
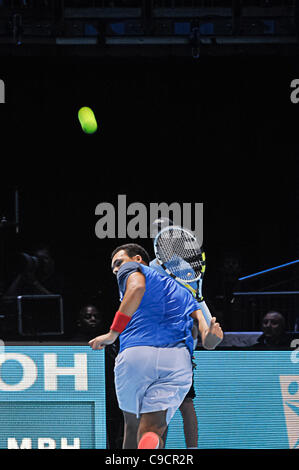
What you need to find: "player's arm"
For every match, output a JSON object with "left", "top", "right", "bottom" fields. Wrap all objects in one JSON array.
[
  {"left": 191, "top": 309, "right": 223, "bottom": 350},
  {"left": 118, "top": 271, "right": 146, "bottom": 316},
  {"left": 89, "top": 272, "right": 146, "bottom": 350}
]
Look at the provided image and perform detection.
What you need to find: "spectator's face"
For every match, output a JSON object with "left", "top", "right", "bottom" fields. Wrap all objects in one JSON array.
[
  {"left": 80, "top": 306, "right": 102, "bottom": 329},
  {"left": 262, "top": 313, "right": 284, "bottom": 339}
]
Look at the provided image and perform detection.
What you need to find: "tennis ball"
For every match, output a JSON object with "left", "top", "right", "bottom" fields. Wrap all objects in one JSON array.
[{"left": 78, "top": 107, "right": 98, "bottom": 134}]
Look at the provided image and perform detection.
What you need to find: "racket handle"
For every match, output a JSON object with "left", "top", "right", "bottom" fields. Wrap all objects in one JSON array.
[{"left": 199, "top": 301, "right": 212, "bottom": 326}]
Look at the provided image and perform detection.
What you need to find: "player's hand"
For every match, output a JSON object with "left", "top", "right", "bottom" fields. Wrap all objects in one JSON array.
[
  {"left": 202, "top": 317, "right": 223, "bottom": 350},
  {"left": 89, "top": 331, "right": 118, "bottom": 350}
]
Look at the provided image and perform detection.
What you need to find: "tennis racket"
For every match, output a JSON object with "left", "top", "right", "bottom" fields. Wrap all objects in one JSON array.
[{"left": 153, "top": 225, "right": 206, "bottom": 302}]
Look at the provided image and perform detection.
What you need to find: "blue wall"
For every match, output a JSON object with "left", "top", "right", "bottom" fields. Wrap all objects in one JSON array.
[
  {"left": 0, "top": 347, "right": 298, "bottom": 449},
  {"left": 166, "top": 350, "right": 299, "bottom": 449},
  {"left": 0, "top": 346, "right": 106, "bottom": 449}
]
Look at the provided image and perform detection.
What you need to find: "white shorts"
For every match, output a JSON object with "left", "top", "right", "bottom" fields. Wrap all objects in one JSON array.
[{"left": 114, "top": 345, "right": 193, "bottom": 425}]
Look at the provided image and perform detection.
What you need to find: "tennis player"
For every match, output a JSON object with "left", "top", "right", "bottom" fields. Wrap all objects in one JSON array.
[{"left": 89, "top": 244, "right": 223, "bottom": 449}]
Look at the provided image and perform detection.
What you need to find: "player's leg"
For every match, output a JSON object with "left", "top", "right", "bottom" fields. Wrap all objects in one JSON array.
[
  {"left": 122, "top": 411, "right": 140, "bottom": 449},
  {"left": 137, "top": 410, "right": 168, "bottom": 449},
  {"left": 113, "top": 347, "right": 154, "bottom": 449},
  {"left": 137, "top": 347, "right": 193, "bottom": 449},
  {"left": 179, "top": 397, "right": 198, "bottom": 449}
]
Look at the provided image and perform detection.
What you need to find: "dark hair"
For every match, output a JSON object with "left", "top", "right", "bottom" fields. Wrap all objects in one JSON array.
[
  {"left": 111, "top": 244, "right": 150, "bottom": 266},
  {"left": 263, "top": 311, "right": 286, "bottom": 328}
]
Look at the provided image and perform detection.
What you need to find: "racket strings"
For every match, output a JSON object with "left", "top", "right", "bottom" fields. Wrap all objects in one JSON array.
[{"left": 156, "top": 228, "right": 204, "bottom": 281}]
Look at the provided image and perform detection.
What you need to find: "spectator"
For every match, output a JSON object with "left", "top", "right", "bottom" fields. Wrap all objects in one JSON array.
[
  {"left": 251, "top": 311, "right": 292, "bottom": 349},
  {"left": 72, "top": 304, "right": 105, "bottom": 341}
]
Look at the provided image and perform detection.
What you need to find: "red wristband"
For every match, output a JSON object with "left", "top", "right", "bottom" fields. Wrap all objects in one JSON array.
[{"left": 110, "top": 311, "right": 131, "bottom": 334}]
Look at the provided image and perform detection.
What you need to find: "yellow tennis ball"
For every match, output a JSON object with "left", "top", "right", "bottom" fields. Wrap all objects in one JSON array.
[{"left": 78, "top": 107, "right": 98, "bottom": 134}]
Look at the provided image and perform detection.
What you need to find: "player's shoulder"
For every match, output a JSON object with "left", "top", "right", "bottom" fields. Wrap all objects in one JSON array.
[{"left": 117, "top": 261, "right": 142, "bottom": 280}]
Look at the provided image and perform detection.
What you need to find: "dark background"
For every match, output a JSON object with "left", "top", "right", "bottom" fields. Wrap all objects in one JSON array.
[{"left": 0, "top": 54, "right": 298, "bottom": 334}]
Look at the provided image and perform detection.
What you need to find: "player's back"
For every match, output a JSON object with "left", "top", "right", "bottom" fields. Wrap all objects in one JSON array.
[{"left": 117, "top": 262, "right": 198, "bottom": 355}]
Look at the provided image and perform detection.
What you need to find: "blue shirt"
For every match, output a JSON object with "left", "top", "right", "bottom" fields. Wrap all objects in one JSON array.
[
  {"left": 149, "top": 259, "right": 212, "bottom": 336},
  {"left": 117, "top": 262, "right": 199, "bottom": 357},
  {"left": 149, "top": 259, "right": 202, "bottom": 305}
]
